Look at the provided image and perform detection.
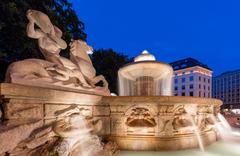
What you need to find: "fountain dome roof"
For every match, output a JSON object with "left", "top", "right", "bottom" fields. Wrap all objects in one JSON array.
[
  {"left": 118, "top": 50, "right": 173, "bottom": 81},
  {"left": 134, "top": 50, "right": 156, "bottom": 62}
]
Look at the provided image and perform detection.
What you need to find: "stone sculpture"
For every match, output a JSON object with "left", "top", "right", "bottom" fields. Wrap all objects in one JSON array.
[
  {"left": 5, "top": 9, "right": 109, "bottom": 95},
  {"left": 52, "top": 112, "right": 117, "bottom": 156},
  {"left": 126, "top": 107, "right": 156, "bottom": 127}
]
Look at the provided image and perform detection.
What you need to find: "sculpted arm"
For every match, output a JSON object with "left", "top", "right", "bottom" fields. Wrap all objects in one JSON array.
[{"left": 26, "top": 20, "right": 44, "bottom": 39}]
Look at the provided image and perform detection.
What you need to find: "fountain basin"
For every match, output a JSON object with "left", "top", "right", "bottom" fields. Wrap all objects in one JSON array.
[{"left": 102, "top": 96, "right": 222, "bottom": 151}]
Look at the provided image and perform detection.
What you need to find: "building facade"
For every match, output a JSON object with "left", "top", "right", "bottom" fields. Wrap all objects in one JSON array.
[
  {"left": 212, "top": 69, "right": 240, "bottom": 109},
  {"left": 170, "top": 58, "right": 212, "bottom": 97}
]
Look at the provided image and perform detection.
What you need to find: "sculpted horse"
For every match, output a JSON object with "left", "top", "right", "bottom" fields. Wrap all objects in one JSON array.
[
  {"left": 69, "top": 40, "right": 109, "bottom": 89},
  {"left": 5, "top": 9, "right": 109, "bottom": 93}
]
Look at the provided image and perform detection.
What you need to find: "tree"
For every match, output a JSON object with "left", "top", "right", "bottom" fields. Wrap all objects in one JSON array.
[
  {"left": 91, "top": 49, "right": 132, "bottom": 94},
  {"left": 0, "top": 0, "right": 86, "bottom": 82}
]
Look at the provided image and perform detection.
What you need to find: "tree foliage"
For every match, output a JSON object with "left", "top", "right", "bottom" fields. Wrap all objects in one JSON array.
[
  {"left": 0, "top": 0, "right": 86, "bottom": 62},
  {"left": 91, "top": 49, "right": 132, "bottom": 94}
]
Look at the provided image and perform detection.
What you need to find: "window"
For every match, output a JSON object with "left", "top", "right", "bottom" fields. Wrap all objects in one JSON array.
[
  {"left": 208, "top": 79, "right": 210, "bottom": 83},
  {"left": 174, "top": 93, "right": 178, "bottom": 96},
  {"left": 204, "top": 78, "right": 206, "bottom": 82},
  {"left": 204, "top": 85, "right": 206, "bottom": 90},
  {"left": 190, "top": 76, "right": 194, "bottom": 81},
  {"left": 190, "top": 84, "right": 194, "bottom": 89},
  {"left": 182, "top": 85, "right": 185, "bottom": 90},
  {"left": 182, "top": 92, "right": 185, "bottom": 96},
  {"left": 199, "top": 84, "right": 201, "bottom": 89},
  {"left": 208, "top": 86, "right": 210, "bottom": 91},
  {"left": 199, "top": 91, "right": 201, "bottom": 97},
  {"left": 174, "top": 86, "right": 178, "bottom": 91},
  {"left": 190, "top": 92, "right": 194, "bottom": 96},
  {"left": 182, "top": 78, "right": 186, "bottom": 83},
  {"left": 199, "top": 76, "right": 201, "bottom": 81},
  {"left": 204, "top": 92, "right": 206, "bottom": 97},
  {"left": 174, "top": 79, "right": 178, "bottom": 84}
]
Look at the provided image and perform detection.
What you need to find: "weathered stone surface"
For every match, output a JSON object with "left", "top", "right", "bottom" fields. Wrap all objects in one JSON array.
[
  {"left": 0, "top": 83, "right": 105, "bottom": 128},
  {"left": 0, "top": 83, "right": 223, "bottom": 152},
  {"left": 94, "top": 117, "right": 110, "bottom": 136},
  {"left": 3, "top": 99, "right": 43, "bottom": 120},
  {"left": 0, "top": 83, "right": 103, "bottom": 104},
  {"left": 0, "top": 83, "right": 110, "bottom": 155},
  {"left": 0, "top": 119, "right": 43, "bottom": 154},
  {"left": 103, "top": 96, "right": 222, "bottom": 150},
  {"left": 93, "top": 106, "right": 110, "bottom": 116},
  {"left": 110, "top": 130, "right": 217, "bottom": 151},
  {"left": 44, "top": 104, "right": 93, "bottom": 119}
]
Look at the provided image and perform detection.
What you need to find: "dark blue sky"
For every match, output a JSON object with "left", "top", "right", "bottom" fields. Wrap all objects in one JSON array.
[{"left": 70, "top": 0, "right": 240, "bottom": 76}]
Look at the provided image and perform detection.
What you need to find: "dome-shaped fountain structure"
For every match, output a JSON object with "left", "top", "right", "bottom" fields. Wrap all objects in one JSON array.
[
  {"left": 118, "top": 50, "right": 173, "bottom": 96},
  {"left": 103, "top": 50, "right": 222, "bottom": 151}
]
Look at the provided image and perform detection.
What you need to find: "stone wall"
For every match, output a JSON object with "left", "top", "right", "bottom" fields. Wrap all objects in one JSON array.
[
  {"left": 0, "top": 83, "right": 222, "bottom": 154},
  {"left": 0, "top": 83, "right": 110, "bottom": 155},
  {"left": 103, "top": 96, "right": 222, "bottom": 150}
]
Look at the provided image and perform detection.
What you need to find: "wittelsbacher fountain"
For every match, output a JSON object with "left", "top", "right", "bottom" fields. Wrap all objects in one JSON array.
[{"left": 0, "top": 9, "right": 240, "bottom": 156}]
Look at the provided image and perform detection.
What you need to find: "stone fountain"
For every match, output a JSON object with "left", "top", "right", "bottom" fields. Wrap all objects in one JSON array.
[
  {"left": 104, "top": 51, "right": 222, "bottom": 151},
  {"left": 0, "top": 9, "right": 226, "bottom": 156}
]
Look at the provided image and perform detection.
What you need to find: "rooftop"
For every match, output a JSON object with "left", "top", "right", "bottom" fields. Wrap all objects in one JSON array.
[
  {"left": 169, "top": 57, "right": 212, "bottom": 71},
  {"left": 214, "top": 69, "right": 240, "bottom": 78}
]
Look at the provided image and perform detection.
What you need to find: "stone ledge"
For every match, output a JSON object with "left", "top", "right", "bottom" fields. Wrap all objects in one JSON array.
[
  {"left": 109, "top": 130, "right": 218, "bottom": 150},
  {"left": 103, "top": 96, "right": 222, "bottom": 106},
  {"left": 0, "top": 83, "right": 103, "bottom": 105}
]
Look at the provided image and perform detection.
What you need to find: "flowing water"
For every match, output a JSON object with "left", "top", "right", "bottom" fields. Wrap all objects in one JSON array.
[
  {"left": 57, "top": 115, "right": 104, "bottom": 156},
  {"left": 118, "top": 73, "right": 172, "bottom": 96},
  {"left": 188, "top": 114, "right": 205, "bottom": 152}
]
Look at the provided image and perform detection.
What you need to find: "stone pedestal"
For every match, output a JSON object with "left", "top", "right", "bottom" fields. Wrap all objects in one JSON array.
[{"left": 0, "top": 83, "right": 223, "bottom": 154}]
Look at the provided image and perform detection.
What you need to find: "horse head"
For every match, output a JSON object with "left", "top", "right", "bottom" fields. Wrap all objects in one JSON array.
[{"left": 70, "top": 39, "right": 93, "bottom": 64}]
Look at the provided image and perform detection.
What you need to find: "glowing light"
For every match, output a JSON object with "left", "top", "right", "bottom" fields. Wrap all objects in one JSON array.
[{"left": 134, "top": 50, "right": 156, "bottom": 62}]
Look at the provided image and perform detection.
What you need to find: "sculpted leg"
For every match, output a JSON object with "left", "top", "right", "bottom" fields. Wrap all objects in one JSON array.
[{"left": 90, "top": 75, "right": 109, "bottom": 89}]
